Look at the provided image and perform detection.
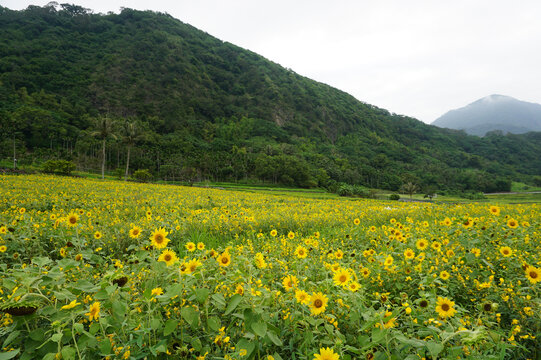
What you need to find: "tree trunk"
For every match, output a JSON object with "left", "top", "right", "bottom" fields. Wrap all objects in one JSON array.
[
  {"left": 125, "top": 145, "right": 131, "bottom": 181},
  {"left": 101, "top": 139, "right": 106, "bottom": 179}
]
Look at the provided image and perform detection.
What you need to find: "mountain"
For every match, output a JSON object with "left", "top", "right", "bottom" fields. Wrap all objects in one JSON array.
[
  {"left": 433, "top": 95, "right": 541, "bottom": 136},
  {"left": 1, "top": 4, "right": 540, "bottom": 192}
]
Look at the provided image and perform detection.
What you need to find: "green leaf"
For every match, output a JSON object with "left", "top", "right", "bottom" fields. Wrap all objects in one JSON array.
[
  {"left": 211, "top": 293, "right": 226, "bottom": 308},
  {"left": 181, "top": 306, "right": 199, "bottom": 327},
  {"left": 426, "top": 341, "right": 444, "bottom": 358},
  {"left": 29, "top": 328, "right": 45, "bottom": 342},
  {"left": 224, "top": 294, "right": 242, "bottom": 315},
  {"left": 61, "top": 346, "right": 76, "bottom": 360},
  {"left": 207, "top": 316, "right": 221, "bottom": 332},
  {"left": 0, "top": 349, "right": 20, "bottom": 360},
  {"left": 195, "top": 288, "right": 210, "bottom": 304},
  {"left": 164, "top": 319, "right": 178, "bottom": 336},
  {"left": 99, "top": 339, "right": 112, "bottom": 355},
  {"left": 191, "top": 337, "right": 202, "bottom": 352},
  {"left": 251, "top": 321, "right": 267, "bottom": 337},
  {"left": 73, "top": 323, "right": 84, "bottom": 334},
  {"left": 235, "top": 339, "right": 255, "bottom": 358},
  {"left": 2, "top": 330, "right": 20, "bottom": 348},
  {"left": 51, "top": 333, "right": 63, "bottom": 343},
  {"left": 266, "top": 331, "right": 283, "bottom": 346}
]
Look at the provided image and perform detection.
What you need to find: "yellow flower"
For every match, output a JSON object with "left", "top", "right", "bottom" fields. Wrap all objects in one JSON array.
[
  {"left": 150, "top": 228, "right": 169, "bottom": 249},
  {"left": 294, "top": 246, "right": 308, "bottom": 259},
  {"left": 129, "top": 226, "right": 142, "bottom": 239},
  {"left": 151, "top": 287, "right": 163, "bottom": 296},
  {"left": 282, "top": 275, "right": 298, "bottom": 291},
  {"left": 239, "top": 349, "right": 247, "bottom": 356},
  {"left": 287, "top": 231, "right": 295, "bottom": 240},
  {"left": 66, "top": 213, "right": 79, "bottom": 227},
  {"left": 158, "top": 249, "right": 178, "bottom": 266},
  {"left": 435, "top": 297, "right": 456, "bottom": 318},
  {"left": 384, "top": 255, "right": 394, "bottom": 267},
  {"left": 499, "top": 246, "right": 513, "bottom": 257},
  {"left": 404, "top": 248, "right": 415, "bottom": 260},
  {"left": 309, "top": 292, "right": 328, "bottom": 315},
  {"left": 185, "top": 242, "right": 196, "bottom": 251},
  {"left": 416, "top": 239, "right": 428, "bottom": 250},
  {"left": 489, "top": 206, "right": 500, "bottom": 216},
  {"left": 85, "top": 302, "right": 100, "bottom": 321},
  {"left": 197, "top": 242, "right": 205, "bottom": 250},
  {"left": 313, "top": 347, "right": 339, "bottom": 360},
  {"left": 270, "top": 229, "right": 277, "bottom": 237},
  {"left": 348, "top": 281, "right": 360, "bottom": 292},
  {"left": 333, "top": 268, "right": 351, "bottom": 287},
  {"left": 507, "top": 218, "right": 518, "bottom": 229},
  {"left": 61, "top": 300, "right": 81, "bottom": 310},
  {"left": 353, "top": 218, "right": 360, "bottom": 225},
  {"left": 94, "top": 231, "right": 102, "bottom": 239},
  {"left": 295, "top": 290, "right": 310, "bottom": 304},
  {"left": 525, "top": 266, "right": 540, "bottom": 284},
  {"left": 0, "top": 245, "right": 6, "bottom": 253},
  {"left": 217, "top": 251, "right": 231, "bottom": 267},
  {"left": 440, "top": 271, "right": 450, "bottom": 280}
]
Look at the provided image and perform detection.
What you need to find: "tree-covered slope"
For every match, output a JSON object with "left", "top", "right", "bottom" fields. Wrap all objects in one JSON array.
[{"left": 1, "top": 4, "right": 540, "bottom": 192}]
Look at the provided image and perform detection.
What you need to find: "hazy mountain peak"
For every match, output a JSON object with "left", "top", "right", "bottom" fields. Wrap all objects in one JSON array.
[{"left": 433, "top": 95, "right": 541, "bottom": 136}]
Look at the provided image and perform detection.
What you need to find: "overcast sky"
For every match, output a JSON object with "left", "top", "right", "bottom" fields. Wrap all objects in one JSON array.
[{"left": 4, "top": 0, "right": 541, "bottom": 123}]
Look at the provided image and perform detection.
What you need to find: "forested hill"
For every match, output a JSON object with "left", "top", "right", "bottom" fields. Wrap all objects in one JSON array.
[{"left": 1, "top": 4, "right": 540, "bottom": 192}]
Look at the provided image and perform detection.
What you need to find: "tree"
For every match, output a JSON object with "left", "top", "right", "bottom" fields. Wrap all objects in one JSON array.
[
  {"left": 90, "top": 116, "right": 116, "bottom": 179},
  {"left": 121, "top": 119, "right": 147, "bottom": 180},
  {"left": 400, "top": 182, "right": 419, "bottom": 199}
]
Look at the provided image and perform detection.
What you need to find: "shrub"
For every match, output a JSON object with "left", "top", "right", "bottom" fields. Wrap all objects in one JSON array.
[
  {"left": 42, "top": 160, "right": 76, "bottom": 175},
  {"left": 132, "top": 169, "right": 152, "bottom": 183},
  {"left": 389, "top": 194, "right": 400, "bottom": 201}
]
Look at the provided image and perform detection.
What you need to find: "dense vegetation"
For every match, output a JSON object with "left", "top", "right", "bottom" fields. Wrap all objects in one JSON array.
[{"left": 1, "top": 4, "right": 540, "bottom": 192}]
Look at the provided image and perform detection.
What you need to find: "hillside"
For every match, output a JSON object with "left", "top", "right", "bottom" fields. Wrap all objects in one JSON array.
[
  {"left": 433, "top": 95, "right": 541, "bottom": 136},
  {"left": 1, "top": 4, "right": 540, "bottom": 192}
]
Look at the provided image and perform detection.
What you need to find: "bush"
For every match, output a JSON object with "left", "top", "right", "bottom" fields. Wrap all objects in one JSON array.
[
  {"left": 42, "top": 160, "right": 76, "bottom": 175},
  {"left": 114, "top": 168, "right": 124, "bottom": 180},
  {"left": 132, "top": 169, "right": 152, "bottom": 183},
  {"left": 389, "top": 194, "right": 400, "bottom": 201}
]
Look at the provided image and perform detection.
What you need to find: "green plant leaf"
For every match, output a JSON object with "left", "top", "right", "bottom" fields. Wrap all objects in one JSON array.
[
  {"left": 251, "top": 321, "right": 267, "bottom": 337},
  {"left": 0, "top": 349, "right": 20, "bottom": 360},
  {"left": 224, "top": 294, "right": 242, "bottom": 315},
  {"left": 164, "top": 319, "right": 178, "bottom": 336}
]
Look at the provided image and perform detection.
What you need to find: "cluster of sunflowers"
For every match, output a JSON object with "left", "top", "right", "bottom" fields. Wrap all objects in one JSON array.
[{"left": 0, "top": 174, "right": 539, "bottom": 359}]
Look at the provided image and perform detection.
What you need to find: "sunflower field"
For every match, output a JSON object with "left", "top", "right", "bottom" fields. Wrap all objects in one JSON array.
[{"left": 0, "top": 174, "right": 539, "bottom": 360}]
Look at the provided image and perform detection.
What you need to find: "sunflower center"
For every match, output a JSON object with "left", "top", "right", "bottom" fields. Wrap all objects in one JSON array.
[
  {"left": 164, "top": 254, "right": 172, "bottom": 261},
  {"left": 420, "top": 300, "right": 428, "bottom": 308},
  {"left": 133, "top": 229, "right": 139, "bottom": 235},
  {"left": 339, "top": 275, "right": 347, "bottom": 282},
  {"left": 441, "top": 304, "right": 450, "bottom": 311},
  {"left": 484, "top": 304, "right": 492, "bottom": 311},
  {"left": 69, "top": 217, "right": 77, "bottom": 224},
  {"left": 530, "top": 271, "right": 538, "bottom": 279},
  {"left": 221, "top": 257, "right": 229, "bottom": 264},
  {"left": 503, "top": 250, "right": 509, "bottom": 255},
  {"left": 314, "top": 299, "right": 323, "bottom": 308}
]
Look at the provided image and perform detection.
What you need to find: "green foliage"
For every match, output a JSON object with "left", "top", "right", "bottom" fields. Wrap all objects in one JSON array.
[
  {"left": 389, "top": 194, "right": 400, "bottom": 201},
  {"left": 132, "top": 169, "right": 152, "bottom": 182},
  {"left": 0, "top": 5, "right": 539, "bottom": 191},
  {"left": 41, "top": 159, "right": 76, "bottom": 175}
]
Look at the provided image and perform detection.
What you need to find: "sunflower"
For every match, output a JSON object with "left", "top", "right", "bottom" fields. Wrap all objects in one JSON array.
[
  {"left": 384, "top": 255, "right": 394, "bottom": 267},
  {"left": 66, "top": 213, "right": 79, "bottom": 227},
  {"left": 151, "top": 287, "right": 163, "bottom": 296},
  {"left": 197, "top": 242, "right": 205, "bottom": 250},
  {"left": 61, "top": 300, "right": 81, "bottom": 310},
  {"left": 217, "top": 251, "right": 231, "bottom": 267},
  {"left": 383, "top": 311, "right": 397, "bottom": 329},
  {"left": 506, "top": 218, "right": 519, "bottom": 229},
  {"left": 525, "top": 266, "right": 540, "bottom": 284},
  {"left": 282, "top": 275, "right": 298, "bottom": 291},
  {"left": 404, "top": 248, "right": 415, "bottom": 260},
  {"left": 94, "top": 231, "right": 102, "bottom": 239},
  {"left": 270, "top": 229, "right": 277, "bottom": 237},
  {"left": 185, "top": 242, "right": 196, "bottom": 252},
  {"left": 313, "top": 347, "right": 339, "bottom": 360},
  {"left": 295, "top": 290, "right": 310, "bottom": 305},
  {"left": 443, "top": 217, "right": 452, "bottom": 226},
  {"left": 186, "top": 258, "right": 202, "bottom": 273},
  {"left": 416, "top": 239, "right": 428, "bottom": 250},
  {"left": 0, "top": 245, "right": 6, "bottom": 253},
  {"left": 309, "top": 292, "right": 328, "bottom": 315},
  {"left": 333, "top": 268, "right": 351, "bottom": 287},
  {"left": 287, "top": 231, "right": 295, "bottom": 240},
  {"left": 150, "top": 228, "right": 169, "bottom": 249},
  {"left": 470, "top": 248, "right": 481, "bottom": 257},
  {"left": 129, "top": 226, "right": 142, "bottom": 239},
  {"left": 431, "top": 241, "right": 441, "bottom": 251},
  {"left": 85, "top": 302, "right": 100, "bottom": 321},
  {"left": 440, "top": 271, "right": 450, "bottom": 280},
  {"left": 348, "top": 281, "right": 360, "bottom": 292},
  {"left": 158, "top": 249, "right": 178, "bottom": 266},
  {"left": 360, "top": 267, "right": 370, "bottom": 278},
  {"left": 334, "top": 249, "right": 344, "bottom": 259},
  {"left": 353, "top": 218, "right": 360, "bottom": 226},
  {"left": 499, "top": 246, "right": 513, "bottom": 257},
  {"left": 19, "top": 207, "right": 26, "bottom": 214},
  {"left": 295, "top": 246, "right": 308, "bottom": 259},
  {"left": 435, "top": 297, "right": 456, "bottom": 318},
  {"left": 419, "top": 299, "right": 429, "bottom": 308},
  {"left": 489, "top": 206, "right": 500, "bottom": 216}
]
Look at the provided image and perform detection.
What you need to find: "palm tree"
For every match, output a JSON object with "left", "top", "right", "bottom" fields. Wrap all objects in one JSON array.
[
  {"left": 90, "top": 116, "right": 116, "bottom": 179},
  {"left": 121, "top": 119, "right": 147, "bottom": 180},
  {"left": 400, "top": 182, "right": 420, "bottom": 199}
]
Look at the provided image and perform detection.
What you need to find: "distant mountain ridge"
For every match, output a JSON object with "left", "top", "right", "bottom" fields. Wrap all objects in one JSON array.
[{"left": 432, "top": 95, "right": 541, "bottom": 136}]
